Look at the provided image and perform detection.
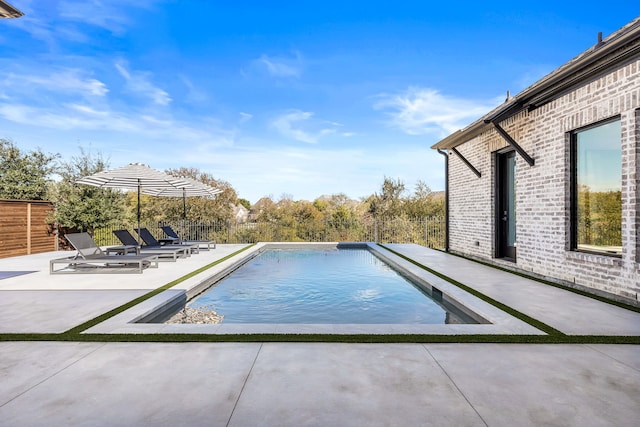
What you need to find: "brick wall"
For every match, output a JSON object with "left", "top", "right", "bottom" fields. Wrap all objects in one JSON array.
[{"left": 447, "top": 59, "right": 640, "bottom": 303}]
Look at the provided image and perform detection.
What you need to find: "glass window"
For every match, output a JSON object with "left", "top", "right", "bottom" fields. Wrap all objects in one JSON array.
[{"left": 571, "top": 119, "right": 622, "bottom": 256}]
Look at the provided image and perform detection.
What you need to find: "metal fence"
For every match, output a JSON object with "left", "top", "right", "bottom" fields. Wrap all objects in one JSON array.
[{"left": 92, "top": 216, "right": 446, "bottom": 249}]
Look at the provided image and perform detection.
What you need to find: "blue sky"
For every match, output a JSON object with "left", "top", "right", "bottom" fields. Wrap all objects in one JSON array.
[{"left": 0, "top": 1, "right": 637, "bottom": 203}]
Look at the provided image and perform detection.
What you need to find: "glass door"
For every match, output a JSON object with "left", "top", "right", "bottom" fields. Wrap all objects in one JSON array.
[{"left": 496, "top": 150, "right": 516, "bottom": 260}]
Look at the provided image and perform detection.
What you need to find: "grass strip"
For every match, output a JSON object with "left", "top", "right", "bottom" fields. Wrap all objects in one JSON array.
[
  {"left": 2, "top": 333, "right": 639, "bottom": 344},
  {"left": 63, "top": 244, "right": 255, "bottom": 335},
  {"left": 442, "top": 249, "right": 640, "bottom": 313},
  {"left": 379, "top": 244, "right": 565, "bottom": 336}
]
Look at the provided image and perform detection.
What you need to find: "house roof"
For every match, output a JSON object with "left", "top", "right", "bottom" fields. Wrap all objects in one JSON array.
[
  {"left": 431, "top": 17, "right": 640, "bottom": 150},
  {"left": 0, "top": 0, "right": 23, "bottom": 18}
]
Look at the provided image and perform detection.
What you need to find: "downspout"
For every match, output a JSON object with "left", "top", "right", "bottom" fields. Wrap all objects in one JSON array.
[{"left": 437, "top": 149, "right": 449, "bottom": 252}]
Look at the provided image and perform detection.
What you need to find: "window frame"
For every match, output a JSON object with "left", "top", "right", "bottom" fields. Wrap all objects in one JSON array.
[{"left": 569, "top": 116, "right": 622, "bottom": 257}]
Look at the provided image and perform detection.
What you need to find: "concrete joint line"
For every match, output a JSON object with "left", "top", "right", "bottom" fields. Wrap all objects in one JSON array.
[
  {"left": 422, "top": 345, "right": 489, "bottom": 427},
  {"left": 586, "top": 344, "right": 640, "bottom": 374},
  {"left": 226, "top": 342, "right": 263, "bottom": 427},
  {"left": 0, "top": 342, "right": 107, "bottom": 409}
]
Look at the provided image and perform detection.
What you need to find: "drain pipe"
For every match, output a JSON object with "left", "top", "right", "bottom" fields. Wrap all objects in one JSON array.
[{"left": 437, "top": 149, "right": 449, "bottom": 252}]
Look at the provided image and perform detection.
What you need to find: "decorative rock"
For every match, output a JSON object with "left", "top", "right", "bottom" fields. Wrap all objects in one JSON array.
[{"left": 166, "top": 307, "right": 224, "bottom": 324}]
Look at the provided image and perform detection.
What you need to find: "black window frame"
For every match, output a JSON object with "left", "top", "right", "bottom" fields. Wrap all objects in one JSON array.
[{"left": 569, "top": 116, "right": 622, "bottom": 257}]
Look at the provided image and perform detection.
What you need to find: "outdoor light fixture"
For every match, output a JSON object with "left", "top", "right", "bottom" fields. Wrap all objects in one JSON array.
[{"left": 0, "top": 0, "right": 23, "bottom": 18}]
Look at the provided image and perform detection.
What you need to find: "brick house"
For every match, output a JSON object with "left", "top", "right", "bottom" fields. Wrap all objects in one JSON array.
[{"left": 431, "top": 18, "right": 639, "bottom": 305}]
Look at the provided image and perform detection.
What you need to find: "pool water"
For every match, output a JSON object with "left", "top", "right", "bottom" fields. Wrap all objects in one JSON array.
[{"left": 187, "top": 248, "right": 477, "bottom": 324}]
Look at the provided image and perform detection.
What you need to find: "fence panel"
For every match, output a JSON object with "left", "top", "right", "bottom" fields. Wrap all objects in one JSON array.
[
  {"left": 91, "top": 216, "right": 445, "bottom": 249},
  {"left": 0, "top": 200, "right": 56, "bottom": 258}
]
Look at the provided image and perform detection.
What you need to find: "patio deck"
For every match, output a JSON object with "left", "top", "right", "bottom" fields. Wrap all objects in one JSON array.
[{"left": 0, "top": 244, "right": 639, "bottom": 426}]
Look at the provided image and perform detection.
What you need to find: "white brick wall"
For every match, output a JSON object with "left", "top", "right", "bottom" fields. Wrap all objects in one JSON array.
[{"left": 448, "top": 59, "right": 640, "bottom": 303}]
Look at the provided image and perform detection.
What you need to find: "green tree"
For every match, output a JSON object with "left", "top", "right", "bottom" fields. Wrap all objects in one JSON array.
[
  {"left": 367, "top": 176, "right": 406, "bottom": 218},
  {"left": 252, "top": 196, "right": 279, "bottom": 222},
  {"left": 238, "top": 198, "right": 251, "bottom": 210},
  {"left": 0, "top": 138, "right": 58, "bottom": 200},
  {"left": 404, "top": 180, "right": 445, "bottom": 218},
  {"left": 135, "top": 167, "right": 239, "bottom": 223},
  {"left": 577, "top": 185, "right": 621, "bottom": 248},
  {"left": 48, "top": 150, "right": 125, "bottom": 233}
]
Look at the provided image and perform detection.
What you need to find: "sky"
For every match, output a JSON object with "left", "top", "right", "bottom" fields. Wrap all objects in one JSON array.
[{"left": 0, "top": 1, "right": 637, "bottom": 204}]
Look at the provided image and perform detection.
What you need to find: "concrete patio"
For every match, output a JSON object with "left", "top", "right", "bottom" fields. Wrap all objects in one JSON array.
[{"left": 0, "top": 244, "right": 639, "bottom": 426}]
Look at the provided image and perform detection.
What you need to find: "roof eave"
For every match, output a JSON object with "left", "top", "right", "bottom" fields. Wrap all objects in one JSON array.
[
  {"left": 430, "top": 122, "right": 486, "bottom": 150},
  {"left": 0, "top": 0, "right": 23, "bottom": 18},
  {"left": 431, "top": 18, "right": 640, "bottom": 151}
]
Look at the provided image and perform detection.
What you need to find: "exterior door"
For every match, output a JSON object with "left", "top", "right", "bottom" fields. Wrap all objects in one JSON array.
[{"left": 496, "top": 150, "right": 516, "bottom": 260}]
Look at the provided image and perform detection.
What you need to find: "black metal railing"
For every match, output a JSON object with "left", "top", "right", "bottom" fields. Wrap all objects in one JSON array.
[{"left": 90, "top": 216, "right": 446, "bottom": 249}]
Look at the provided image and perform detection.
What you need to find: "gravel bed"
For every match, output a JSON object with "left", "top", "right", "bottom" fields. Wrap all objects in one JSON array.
[{"left": 166, "top": 307, "right": 224, "bottom": 324}]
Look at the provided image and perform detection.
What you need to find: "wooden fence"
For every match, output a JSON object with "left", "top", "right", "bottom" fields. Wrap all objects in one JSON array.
[{"left": 0, "top": 199, "right": 56, "bottom": 259}]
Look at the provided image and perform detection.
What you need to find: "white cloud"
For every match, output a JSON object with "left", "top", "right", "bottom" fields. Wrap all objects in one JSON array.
[
  {"left": 0, "top": 101, "right": 231, "bottom": 148},
  {"left": 374, "top": 87, "right": 502, "bottom": 136},
  {"left": 256, "top": 53, "right": 302, "bottom": 78},
  {"left": 239, "top": 112, "right": 253, "bottom": 123},
  {"left": 58, "top": 0, "right": 161, "bottom": 34},
  {"left": 0, "top": 64, "right": 228, "bottom": 153},
  {"left": 68, "top": 103, "right": 109, "bottom": 116},
  {"left": 271, "top": 110, "right": 348, "bottom": 144},
  {"left": 179, "top": 75, "right": 209, "bottom": 104},
  {"left": 179, "top": 143, "right": 444, "bottom": 203},
  {"left": 271, "top": 110, "right": 318, "bottom": 143},
  {"left": 58, "top": 1, "right": 129, "bottom": 34},
  {"left": 8, "top": 1, "right": 161, "bottom": 45},
  {"left": 1, "top": 69, "right": 108, "bottom": 98},
  {"left": 4, "top": 2, "right": 60, "bottom": 47},
  {"left": 115, "top": 60, "right": 171, "bottom": 106}
]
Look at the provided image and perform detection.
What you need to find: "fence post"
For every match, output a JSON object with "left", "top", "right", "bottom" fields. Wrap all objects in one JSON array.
[
  {"left": 324, "top": 217, "right": 328, "bottom": 242},
  {"left": 374, "top": 217, "right": 378, "bottom": 243},
  {"left": 424, "top": 217, "right": 428, "bottom": 247},
  {"left": 26, "top": 203, "right": 32, "bottom": 254}
]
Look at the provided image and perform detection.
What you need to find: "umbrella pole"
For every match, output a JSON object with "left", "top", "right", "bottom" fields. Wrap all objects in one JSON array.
[
  {"left": 183, "top": 188, "right": 187, "bottom": 239},
  {"left": 137, "top": 180, "right": 141, "bottom": 246},
  {"left": 183, "top": 189, "right": 187, "bottom": 221}
]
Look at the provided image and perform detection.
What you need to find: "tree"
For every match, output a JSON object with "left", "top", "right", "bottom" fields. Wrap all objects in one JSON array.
[
  {"left": 238, "top": 198, "right": 251, "bottom": 210},
  {"left": 577, "top": 185, "right": 621, "bottom": 248},
  {"left": 313, "top": 193, "right": 360, "bottom": 223},
  {"left": 367, "top": 176, "right": 406, "bottom": 218},
  {"left": 48, "top": 150, "right": 125, "bottom": 233},
  {"left": 251, "top": 196, "right": 279, "bottom": 222},
  {"left": 135, "top": 167, "right": 239, "bottom": 223},
  {"left": 404, "top": 180, "right": 445, "bottom": 218},
  {"left": 0, "top": 138, "right": 58, "bottom": 200}
]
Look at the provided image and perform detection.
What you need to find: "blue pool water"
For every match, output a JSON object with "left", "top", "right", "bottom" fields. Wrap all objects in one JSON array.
[{"left": 188, "top": 248, "right": 476, "bottom": 324}]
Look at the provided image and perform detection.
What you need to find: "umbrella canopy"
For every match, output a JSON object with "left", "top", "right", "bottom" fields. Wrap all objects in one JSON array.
[
  {"left": 141, "top": 176, "right": 223, "bottom": 220},
  {"left": 75, "top": 163, "right": 191, "bottom": 243}
]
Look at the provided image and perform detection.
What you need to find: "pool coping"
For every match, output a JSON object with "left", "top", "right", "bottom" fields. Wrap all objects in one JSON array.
[{"left": 84, "top": 242, "right": 545, "bottom": 336}]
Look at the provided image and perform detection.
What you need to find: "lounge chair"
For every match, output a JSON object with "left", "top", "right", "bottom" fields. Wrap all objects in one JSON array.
[
  {"left": 113, "top": 229, "right": 191, "bottom": 261},
  {"left": 135, "top": 227, "right": 200, "bottom": 254},
  {"left": 50, "top": 232, "right": 159, "bottom": 274},
  {"left": 160, "top": 225, "right": 216, "bottom": 250}
]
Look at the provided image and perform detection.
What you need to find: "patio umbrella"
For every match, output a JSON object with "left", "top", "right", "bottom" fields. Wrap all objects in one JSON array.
[
  {"left": 141, "top": 176, "right": 223, "bottom": 221},
  {"left": 75, "top": 163, "right": 191, "bottom": 244}
]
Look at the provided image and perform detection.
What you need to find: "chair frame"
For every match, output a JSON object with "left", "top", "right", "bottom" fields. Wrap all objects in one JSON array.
[
  {"left": 50, "top": 232, "right": 159, "bottom": 274},
  {"left": 160, "top": 225, "right": 216, "bottom": 250},
  {"left": 135, "top": 227, "right": 200, "bottom": 254},
  {"left": 112, "top": 229, "right": 191, "bottom": 261}
]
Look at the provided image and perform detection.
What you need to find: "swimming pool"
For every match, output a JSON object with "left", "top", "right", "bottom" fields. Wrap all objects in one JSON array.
[{"left": 177, "top": 246, "right": 479, "bottom": 324}]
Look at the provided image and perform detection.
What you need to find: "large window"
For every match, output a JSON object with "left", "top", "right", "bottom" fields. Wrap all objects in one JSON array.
[{"left": 571, "top": 118, "right": 622, "bottom": 256}]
